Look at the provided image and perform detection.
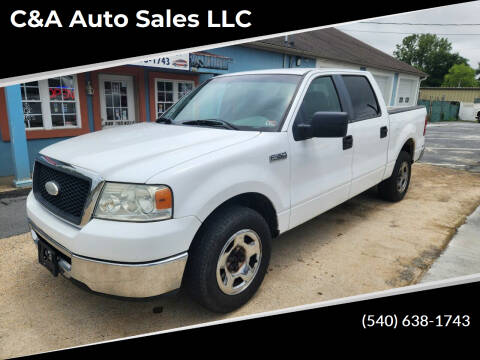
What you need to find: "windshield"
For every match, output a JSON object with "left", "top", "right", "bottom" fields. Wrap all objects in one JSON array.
[{"left": 162, "top": 74, "right": 301, "bottom": 131}]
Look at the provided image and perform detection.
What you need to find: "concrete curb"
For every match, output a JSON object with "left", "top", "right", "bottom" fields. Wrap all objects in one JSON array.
[{"left": 0, "top": 187, "right": 31, "bottom": 200}]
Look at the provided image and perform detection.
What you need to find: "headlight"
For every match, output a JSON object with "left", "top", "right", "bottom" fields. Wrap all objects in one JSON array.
[{"left": 94, "top": 183, "right": 173, "bottom": 221}]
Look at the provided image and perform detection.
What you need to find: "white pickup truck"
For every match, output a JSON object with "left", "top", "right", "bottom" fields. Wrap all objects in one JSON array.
[{"left": 27, "top": 68, "right": 427, "bottom": 312}]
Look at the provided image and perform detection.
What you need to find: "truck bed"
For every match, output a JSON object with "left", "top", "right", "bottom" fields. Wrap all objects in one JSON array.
[{"left": 387, "top": 105, "right": 425, "bottom": 115}]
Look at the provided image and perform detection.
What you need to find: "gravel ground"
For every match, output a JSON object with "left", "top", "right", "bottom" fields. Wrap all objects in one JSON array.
[{"left": 2, "top": 163, "right": 480, "bottom": 358}]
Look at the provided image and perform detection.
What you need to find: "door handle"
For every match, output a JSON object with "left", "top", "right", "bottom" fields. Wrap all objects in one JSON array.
[
  {"left": 343, "top": 135, "right": 353, "bottom": 150},
  {"left": 380, "top": 126, "right": 388, "bottom": 138}
]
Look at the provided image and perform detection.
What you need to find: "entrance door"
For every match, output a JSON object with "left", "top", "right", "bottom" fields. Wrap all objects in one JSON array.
[{"left": 99, "top": 74, "right": 136, "bottom": 128}]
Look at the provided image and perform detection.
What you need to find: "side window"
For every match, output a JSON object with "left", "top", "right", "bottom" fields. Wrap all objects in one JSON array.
[
  {"left": 295, "top": 76, "right": 342, "bottom": 125},
  {"left": 342, "top": 75, "right": 380, "bottom": 121}
]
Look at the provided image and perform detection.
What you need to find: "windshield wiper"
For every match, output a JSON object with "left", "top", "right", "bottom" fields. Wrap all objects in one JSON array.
[
  {"left": 181, "top": 119, "right": 238, "bottom": 130},
  {"left": 156, "top": 116, "right": 172, "bottom": 124}
]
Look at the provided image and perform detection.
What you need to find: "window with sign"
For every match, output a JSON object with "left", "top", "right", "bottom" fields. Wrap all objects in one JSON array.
[
  {"left": 48, "top": 76, "right": 78, "bottom": 127},
  {"left": 155, "top": 79, "right": 194, "bottom": 118},
  {"left": 20, "top": 75, "right": 81, "bottom": 130},
  {"left": 21, "top": 82, "right": 43, "bottom": 128}
]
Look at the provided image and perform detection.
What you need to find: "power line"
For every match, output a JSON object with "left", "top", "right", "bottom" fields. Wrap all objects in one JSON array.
[
  {"left": 360, "top": 21, "right": 480, "bottom": 26},
  {"left": 342, "top": 29, "right": 480, "bottom": 35}
]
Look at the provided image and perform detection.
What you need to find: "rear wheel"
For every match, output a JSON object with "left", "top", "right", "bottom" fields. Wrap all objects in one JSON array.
[
  {"left": 184, "top": 205, "right": 271, "bottom": 313},
  {"left": 378, "top": 151, "right": 412, "bottom": 202}
]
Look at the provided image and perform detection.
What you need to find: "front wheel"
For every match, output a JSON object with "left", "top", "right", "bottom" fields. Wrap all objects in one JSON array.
[
  {"left": 378, "top": 151, "right": 412, "bottom": 202},
  {"left": 184, "top": 205, "right": 271, "bottom": 313}
]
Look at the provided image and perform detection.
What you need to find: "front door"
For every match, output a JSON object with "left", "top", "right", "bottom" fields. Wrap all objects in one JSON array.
[
  {"left": 289, "top": 75, "right": 353, "bottom": 229},
  {"left": 99, "top": 74, "right": 136, "bottom": 128}
]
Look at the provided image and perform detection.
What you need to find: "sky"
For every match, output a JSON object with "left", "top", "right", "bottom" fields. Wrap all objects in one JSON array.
[{"left": 336, "top": 1, "right": 480, "bottom": 69}]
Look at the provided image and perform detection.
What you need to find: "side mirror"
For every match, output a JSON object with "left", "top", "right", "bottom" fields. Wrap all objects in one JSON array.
[{"left": 294, "top": 112, "right": 348, "bottom": 141}]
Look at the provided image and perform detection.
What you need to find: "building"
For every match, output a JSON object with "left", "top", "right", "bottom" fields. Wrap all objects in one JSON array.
[
  {"left": 419, "top": 87, "right": 480, "bottom": 121},
  {"left": 249, "top": 28, "right": 427, "bottom": 107},
  {"left": 0, "top": 28, "right": 425, "bottom": 185}
]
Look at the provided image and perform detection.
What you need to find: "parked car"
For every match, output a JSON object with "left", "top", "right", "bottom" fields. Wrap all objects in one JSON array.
[{"left": 27, "top": 68, "right": 427, "bottom": 312}]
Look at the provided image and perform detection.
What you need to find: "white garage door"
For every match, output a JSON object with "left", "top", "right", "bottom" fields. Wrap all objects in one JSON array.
[
  {"left": 397, "top": 78, "right": 416, "bottom": 107},
  {"left": 372, "top": 75, "right": 391, "bottom": 104}
]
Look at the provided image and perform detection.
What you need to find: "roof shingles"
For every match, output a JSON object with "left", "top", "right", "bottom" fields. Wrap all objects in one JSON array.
[{"left": 250, "top": 28, "right": 426, "bottom": 77}]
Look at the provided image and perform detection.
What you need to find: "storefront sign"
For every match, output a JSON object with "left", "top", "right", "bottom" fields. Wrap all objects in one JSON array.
[{"left": 133, "top": 54, "right": 189, "bottom": 70}]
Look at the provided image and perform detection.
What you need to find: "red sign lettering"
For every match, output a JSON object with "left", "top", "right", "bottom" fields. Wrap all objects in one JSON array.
[{"left": 49, "top": 88, "right": 75, "bottom": 100}]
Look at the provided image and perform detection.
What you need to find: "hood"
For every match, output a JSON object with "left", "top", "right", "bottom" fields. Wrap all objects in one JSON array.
[{"left": 40, "top": 123, "right": 259, "bottom": 182}]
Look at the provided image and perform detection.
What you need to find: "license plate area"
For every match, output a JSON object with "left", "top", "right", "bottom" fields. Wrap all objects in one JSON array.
[{"left": 38, "top": 239, "right": 59, "bottom": 276}]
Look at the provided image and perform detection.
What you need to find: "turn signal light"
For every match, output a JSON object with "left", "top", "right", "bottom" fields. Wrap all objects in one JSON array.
[{"left": 155, "top": 187, "right": 173, "bottom": 210}]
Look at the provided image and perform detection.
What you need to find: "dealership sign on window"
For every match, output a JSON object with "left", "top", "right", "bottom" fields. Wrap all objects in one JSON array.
[{"left": 133, "top": 54, "right": 189, "bottom": 70}]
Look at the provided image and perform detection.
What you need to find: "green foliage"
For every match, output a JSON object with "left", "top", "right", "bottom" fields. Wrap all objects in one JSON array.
[
  {"left": 442, "top": 64, "right": 479, "bottom": 87},
  {"left": 394, "top": 34, "right": 468, "bottom": 87}
]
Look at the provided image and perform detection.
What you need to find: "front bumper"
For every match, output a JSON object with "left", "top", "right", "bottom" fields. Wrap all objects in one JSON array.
[
  {"left": 26, "top": 191, "right": 201, "bottom": 262},
  {"left": 30, "top": 222, "right": 188, "bottom": 298}
]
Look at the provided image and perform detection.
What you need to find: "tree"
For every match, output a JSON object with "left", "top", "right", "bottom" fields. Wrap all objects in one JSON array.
[
  {"left": 442, "top": 64, "right": 479, "bottom": 87},
  {"left": 394, "top": 34, "right": 468, "bottom": 87}
]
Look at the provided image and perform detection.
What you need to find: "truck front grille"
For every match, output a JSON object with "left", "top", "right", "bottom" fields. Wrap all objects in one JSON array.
[{"left": 33, "top": 161, "right": 92, "bottom": 225}]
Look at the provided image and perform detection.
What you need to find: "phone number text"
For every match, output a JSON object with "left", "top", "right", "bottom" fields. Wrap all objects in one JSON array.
[{"left": 361, "top": 314, "right": 471, "bottom": 329}]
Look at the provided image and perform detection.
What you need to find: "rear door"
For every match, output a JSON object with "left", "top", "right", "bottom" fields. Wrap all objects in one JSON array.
[{"left": 340, "top": 75, "right": 389, "bottom": 198}]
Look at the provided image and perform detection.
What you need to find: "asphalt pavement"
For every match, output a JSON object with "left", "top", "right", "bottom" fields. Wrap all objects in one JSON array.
[
  {"left": 420, "top": 121, "right": 480, "bottom": 172},
  {"left": 0, "top": 195, "right": 29, "bottom": 238}
]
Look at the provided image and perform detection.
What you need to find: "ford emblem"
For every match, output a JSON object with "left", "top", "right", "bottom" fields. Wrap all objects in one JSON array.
[{"left": 45, "top": 181, "right": 60, "bottom": 196}]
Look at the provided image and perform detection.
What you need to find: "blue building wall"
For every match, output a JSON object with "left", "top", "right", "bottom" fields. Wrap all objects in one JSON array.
[
  {"left": 198, "top": 45, "right": 316, "bottom": 84},
  {"left": 85, "top": 73, "right": 95, "bottom": 131},
  {"left": 0, "top": 133, "right": 13, "bottom": 176},
  {"left": 0, "top": 133, "right": 67, "bottom": 177},
  {"left": 27, "top": 138, "right": 68, "bottom": 169}
]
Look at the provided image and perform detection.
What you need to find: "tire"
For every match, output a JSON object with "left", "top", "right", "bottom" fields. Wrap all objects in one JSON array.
[
  {"left": 378, "top": 151, "right": 412, "bottom": 202},
  {"left": 184, "top": 205, "right": 272, "bottom": 313}
]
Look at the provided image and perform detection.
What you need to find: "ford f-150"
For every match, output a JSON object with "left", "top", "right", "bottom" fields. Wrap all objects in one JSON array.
[{"left": 27, "top": 68, "right": 427, "bottom": 312}]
